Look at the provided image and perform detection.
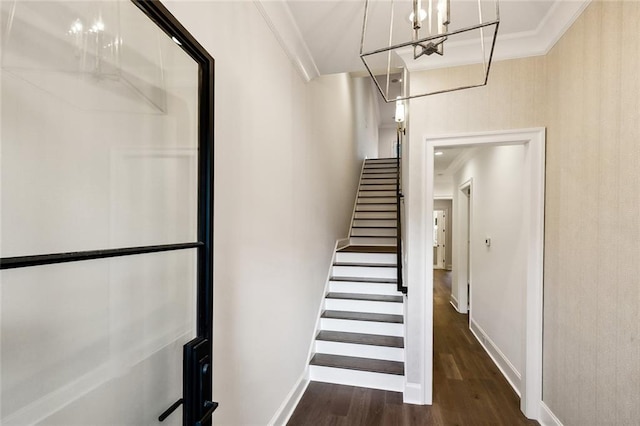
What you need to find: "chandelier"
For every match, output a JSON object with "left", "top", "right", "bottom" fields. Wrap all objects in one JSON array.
[{"left": 360, "top": 0, "right": 500, "bottom": 102}]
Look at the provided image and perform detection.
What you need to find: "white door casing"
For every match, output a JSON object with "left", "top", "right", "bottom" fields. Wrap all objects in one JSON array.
[{"left": 403, "top": 128, "right": 545, "bottom": 421}]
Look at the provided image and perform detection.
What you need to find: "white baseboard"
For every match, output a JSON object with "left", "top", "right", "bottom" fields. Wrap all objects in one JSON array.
[
  {"left": 539, "top": 401, "right": 564, "bottom": 426},
  {"left": 469, "top": 318, "right": 521, "bottom": 396},
  {"left": 449, "top": 294, "right": 460, "bottom": 312},
  {"left": 268, "top": 369, "right": 310, "bottom": 426},
  {"left": 403, "top": 382, "right": 424, "bottom": 405}
]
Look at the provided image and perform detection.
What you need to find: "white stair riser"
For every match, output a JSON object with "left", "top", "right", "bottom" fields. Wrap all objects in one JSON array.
[
  {"left": 350, "top": 237, "right": 397, "bottom": 245},
  {"left": 321, "top": 318, "right": 404, "bottom": 336},
  {"left": 332, "top": 265, "right": 396, "bottom": 279},
  {"left": 354, "top": 211, "right": 396, "bottom": 219},
  {"left": 325, "top": 299, "right": 403, "bottom": 315},
  {"left": 362, "top": 173, "right": 396, "bottom": 179},
  {"left": 365, "top": 163, "right": 397, "bottom": 168},
  {"left": 357, "top": 197, "right": 396, "bottom": 204},
  {"left": 356, "top": 204, "right": 396, "bottom": 211},
  {"left": 359, "top": 184, "right": 395, "bottom": 191},
  {"left": 335, "top": 252, "right": 396, "bottom": 264},
  {"left": 309, "top": 366, "right": 404, "bottom": 392},
  {"left": 358, "top": 191, "right": 396, "bottom": 197},
  {"left": 353, "top": 219, "right": 396, "bottom": 227},
  {"left": 329, "top": 281, "right": 400, "bottom": 295},
  {"left": 315, "top": 341, "right": 404, "bottom": 362},
  {"left": 363, "top": 167, "right": 397, "bottom": 172},
  {"left": 351, "top": 228, "right": 396, "bottom": 237}
]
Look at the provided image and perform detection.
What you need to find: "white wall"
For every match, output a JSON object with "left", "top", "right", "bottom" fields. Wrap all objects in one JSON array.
[
  {"left": 452, "top": 145, "right": 527, "bottom": 387},
  {"left": 0, "top": 1, "right": 374, "bottom": 425},
  {"left": 378, "top": 126, "right": 396, "bottom": 158},
  {"left": 352, "top": 76, "right": 379, "bottom": 159},
  {"left": 164, "top": 2, "right": 373, "bottom": 425},
  {"left": 433, "top": 176, "right": 454, "bottom": 199}
]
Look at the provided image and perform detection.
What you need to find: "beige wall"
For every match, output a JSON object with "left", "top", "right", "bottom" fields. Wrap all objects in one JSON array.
[
  {"left": 409, "top": 1, "right": 640, "bottom": 424},
  {"left": 544, "top": 2, "right": 640, "bottom": 424}
]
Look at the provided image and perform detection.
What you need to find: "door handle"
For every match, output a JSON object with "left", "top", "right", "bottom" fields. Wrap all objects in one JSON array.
[
  {"left": 158, "top": 337, "right": 218, "bottom": 425},
  {"left": 195, "top": 401, "right": 219, "bottom": 426}
]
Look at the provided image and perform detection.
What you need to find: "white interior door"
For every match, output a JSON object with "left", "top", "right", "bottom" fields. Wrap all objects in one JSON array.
[{"left": 433, "top": 210, "right": 446, "bottom": 269}]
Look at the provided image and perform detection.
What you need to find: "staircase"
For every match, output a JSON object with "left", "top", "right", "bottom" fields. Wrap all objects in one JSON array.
[{"left": 308, "top": 158, "right": 405, "bottom": 392}]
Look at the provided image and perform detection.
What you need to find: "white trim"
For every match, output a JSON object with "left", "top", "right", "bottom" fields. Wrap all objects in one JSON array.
[
  {"left": 469, "top": 318, "right": 521, "bottom": 396},
  {"left": 305, "top": 240, "right": 340, "bottom": 365},
  {"left": 402, "top": 1, "right": 591, "bottom": 72},
  {"left": 403, "top": 382, "right": 423, "bottom": 405},
  {"left": 445, "top": 148, "right": 477, "bottom": 177},
  {"left": 253, "top": 1, "right": 319, "bottom": 82},
  {"left": 348, "top": 159, "right": 367, "bottom": 240},
  {"left": 449, "top": 295, "right": 460, "bottom": 313},
  {"left": 407, "top": 128, "right": 545, "bottom": 419},
  {"left": 455, "top": 178, "right": 473, "bottom": 315},
  {"left": 268, "top": 369, "right": 310, "bottom": 426},
  {"left": 539, "top": 402, "right": 565, "bottom": 426}
]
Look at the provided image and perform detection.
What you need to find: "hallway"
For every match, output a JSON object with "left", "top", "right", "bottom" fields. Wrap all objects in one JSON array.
[{"left": 287, "top": 270, "right": 537, "bottom": 425}]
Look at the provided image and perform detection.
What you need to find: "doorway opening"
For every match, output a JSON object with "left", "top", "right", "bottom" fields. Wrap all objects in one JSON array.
[{"left": 409, "top": 128, "right": 545, "bottom": 420}]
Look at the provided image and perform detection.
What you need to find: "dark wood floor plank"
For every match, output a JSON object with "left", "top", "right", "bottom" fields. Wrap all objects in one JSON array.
[{"left": 287, "top": 270, "right": 539, "bottom": 426}]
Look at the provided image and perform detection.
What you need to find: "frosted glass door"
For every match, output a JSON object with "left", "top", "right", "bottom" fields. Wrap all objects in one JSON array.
[{"left": 0, "top": 1, "right": 213, "bottom": 424}]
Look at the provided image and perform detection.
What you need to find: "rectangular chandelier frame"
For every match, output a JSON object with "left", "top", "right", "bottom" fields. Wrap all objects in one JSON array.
[{"left": 360, "top": 0, "right": 500, "bottom": 103}]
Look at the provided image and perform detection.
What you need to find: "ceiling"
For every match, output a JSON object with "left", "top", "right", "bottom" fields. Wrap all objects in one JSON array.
[
  {"left": 255, "top": 0, "right": 590, "bottom": 133},
  {"left": 257, "top": 0, "right": 590, "bottom": 79}
]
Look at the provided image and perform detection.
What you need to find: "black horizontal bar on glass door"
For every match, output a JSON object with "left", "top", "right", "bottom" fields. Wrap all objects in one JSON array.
[{"left": 0, "top": 242, "right": 204, "bottom": 270}]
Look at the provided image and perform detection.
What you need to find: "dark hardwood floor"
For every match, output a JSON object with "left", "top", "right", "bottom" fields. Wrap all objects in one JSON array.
[{"left": 287, "top": 270, "right": 538, "bottom": 426}]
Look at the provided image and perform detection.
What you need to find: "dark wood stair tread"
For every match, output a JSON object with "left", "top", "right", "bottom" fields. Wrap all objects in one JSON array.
[
  {"left": 357, "top": 203, "right": 396, "bottom": 205},
  {"left": 316, "top": 330, "right": 404, "bottom": 348},
  {"left": 358, "top": 195, "right": 397, "bottom": 198},
  {"left": 352, "top": 225, "right": 397, "bottom": 229},
  {"left": 333, "top": 262, "right": 396, "bottom": 268},
  {"left": 321, "top": 310, "right": 404, "bottom": 323},
  {"left": 330, "top": 276, "right": 397, "bottom": 284},
  {"left": 326, "top": 292, "right": 403, "bottom": 303},
  {"left": 338, "top": 245, "right": 397, "bottom": 253},
  {"left": 361, "top": 177, "right": 397, "bottom": 180},
  {"left": 310, "top": 353, "right": 404, "bottom": 375},
  {"left": 349, "top": 235, "right": 397, "bottom": 238},
  {"left": 352, "top": 218, "right": 396, "bottom": 221}
]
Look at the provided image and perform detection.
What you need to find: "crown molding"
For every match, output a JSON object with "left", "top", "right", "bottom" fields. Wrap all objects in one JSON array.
[
  {"left": 402, "top": 0, "right": 591, "bottom": 72},
  {"left": 493, "top": 0, "right": 592, "bottom": 62},
  {"left": 254, "top": 1, "right": 320, "bottom": 82},
  {"left": 443, "top": 147, "right": 478, "bottom": 176}
]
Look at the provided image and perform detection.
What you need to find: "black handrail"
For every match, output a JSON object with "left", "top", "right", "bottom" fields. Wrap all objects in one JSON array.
[{"left": 396, "top": 129, "right": 407, "bottom": 294}]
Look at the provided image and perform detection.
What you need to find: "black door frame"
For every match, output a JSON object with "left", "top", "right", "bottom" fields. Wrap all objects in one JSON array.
[{"left": 0, "top": 0, "right": 215, "bottom": 424}]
